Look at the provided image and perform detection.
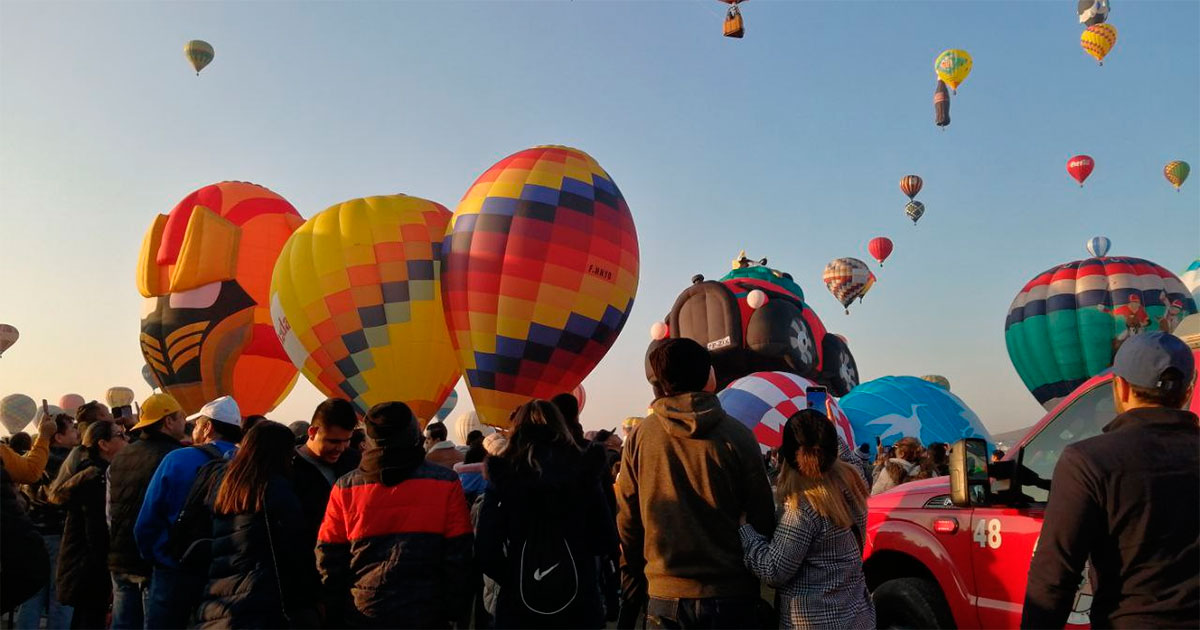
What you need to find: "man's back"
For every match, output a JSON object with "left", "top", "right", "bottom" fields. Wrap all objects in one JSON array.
[
  {"left": 1027, "top": 407, "right": 1199, "bottom": 627},
  {"left": 107, "top": 432, "right": 180, "bottom": 575},
  {"left": 617, "top": 392, "right": 774, "bottom": 600}
]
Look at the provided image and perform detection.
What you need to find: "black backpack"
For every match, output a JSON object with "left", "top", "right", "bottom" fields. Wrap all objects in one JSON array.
[
  {"left": 510, "top": 495, "right": 581, "bottom": 617},
  {"left": 166, "top": 445, "right": 226, "bottom": 571}
]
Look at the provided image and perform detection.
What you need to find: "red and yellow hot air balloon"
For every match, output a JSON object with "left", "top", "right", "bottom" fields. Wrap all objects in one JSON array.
[
  {"left": 137, "top": 182, "right": 303, "bottom": 416},
  {"left": 1081, "top": 23, "right": 1117, "bottom": 65},
  {"left": 441, "top": 146, "right": 640, "bottom": 427},
  {"left": 270, "top": 195, "right": 460, "bottom": 423}
]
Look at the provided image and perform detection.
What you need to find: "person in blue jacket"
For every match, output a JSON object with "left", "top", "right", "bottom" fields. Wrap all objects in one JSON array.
[{"left": 134, "top": 396, "right": 243, "bottom": 629}]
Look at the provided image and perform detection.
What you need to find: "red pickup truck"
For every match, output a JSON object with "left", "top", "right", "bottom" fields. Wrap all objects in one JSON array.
[{"left": 862, "top": 320, "right": 1200, "bottom": 629}]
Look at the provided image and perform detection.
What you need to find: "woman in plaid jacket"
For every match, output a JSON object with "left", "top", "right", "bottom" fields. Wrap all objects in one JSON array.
[{"left": 739, "top": 409, "right": 875, "bottom": 630}]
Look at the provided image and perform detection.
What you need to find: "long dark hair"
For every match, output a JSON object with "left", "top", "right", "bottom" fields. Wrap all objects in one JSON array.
[
  {"left": 504, "top": 399, "right": 576, "bottom": 474},
  {"left": 213, "top": 421, "right": 295, "bottom": 515},
  {"left": 775, "top": 409, "right": 868, "bottom": 528},
  {"left": 82, "top": 420, "right": 119, "bottom": 461}
]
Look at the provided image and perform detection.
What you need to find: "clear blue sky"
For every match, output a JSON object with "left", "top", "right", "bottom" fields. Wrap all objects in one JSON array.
[{"left": 1, "top": 1, "right": 1196, "bottom": 436}]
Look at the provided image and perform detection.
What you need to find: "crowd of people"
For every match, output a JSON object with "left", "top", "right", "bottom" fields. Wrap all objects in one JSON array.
[{"left": 0, "top": 332, "right": 1197, "bottom": 629}]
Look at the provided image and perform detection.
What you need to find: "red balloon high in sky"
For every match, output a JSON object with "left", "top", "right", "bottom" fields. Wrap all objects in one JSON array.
[
  {"left": 868, "top": 237, "right": 894, "bottom": 267},
  {"left": 1067, "top": 155, "right": 1095, "bottom": 187}
]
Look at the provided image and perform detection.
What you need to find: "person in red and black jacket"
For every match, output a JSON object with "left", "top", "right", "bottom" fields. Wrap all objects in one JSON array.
[{"left": 317, "top": 401, "right": 474, "bottom": 629}]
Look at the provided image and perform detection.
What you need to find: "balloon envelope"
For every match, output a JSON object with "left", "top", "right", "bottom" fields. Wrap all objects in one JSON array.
[
  {"left": 1164, "top": 161, "right": 1190, "bottom": 190},
  {"left": 0, "top": 324, "right": 18, "bottom": 357},
  {"left": 839, "top": 376, "right": 991, "bottom": 448},
  {"left": 899, "top": 175, "right": 923, "bottom": 200},
  {"left": 718, "top": 371, "right": 856, "bottom": 452},
  {"left": 184, "top": 40, "right": 214, "bottom": 74},
  {"left": 1086, "top": 236, "right": 1111, "bottom": 258},
  {"left": 441, "top": 146, "right": 640, "bottom": 427},
  {"left": 1078, "top": 0, "right": 1109, "bottom": 26},
  {"left": 934, "top": 49, "right": 972, "bottom": 92},
  {"left": 436, "top": 389, "right": 459, "bottom": 422},
  {"left": 1067, "top": 155, "right": 1095, "bottom": 186},
  {"left": 905, "top": 200, "right": 925, "bottom": 224},
  {"left": 920, "top": 374, "right": 951, "bottom": 390},
  {"left": 137, "top": 181, "right": 303, "bottom": 416},
  {"left": 822, "top": 257, "right": 872, "bottom": 312},
  {"left": 1181, "top": 259, "right": 1200, "bottom": 304},
  {"left": 1081, "top": 23, "right": 1117, "bottom": 64},
  {"left": 1005, "top": 256, "right": 1197, "bottom": 409},
  {"left": 271, "top": 194, "right": 460, "bottom": 421},
  {"left": 106, "top": 387, "right": 135, "bottom": 409},
  {"left": 868, "top": 237, "right": 894, "bottom": 266},
  {"left": 142, "top": 364, "right": 159, "bottom": 389},
  {"left": 59, "top": 394, "right": 85, "bottom": 414},
  {"left": 1, "top": 394, "right": 36, "bottom": 434},
  {"left": 451, "top": 410, "right": 495, "bottom": 445}
]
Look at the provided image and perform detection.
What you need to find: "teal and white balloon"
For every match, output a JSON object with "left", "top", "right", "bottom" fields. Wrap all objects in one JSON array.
[
  {"left": 1182, "top": 258, "right": 1200, "bottom": 303},
  {"left": 1086, "top": 236, "right": 1111, "bottom": 258}
]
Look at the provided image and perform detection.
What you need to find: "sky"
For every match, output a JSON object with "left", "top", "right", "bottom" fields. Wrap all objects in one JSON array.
[{"left": 1, "top": 1, "right": 1197, "bottom": 438}]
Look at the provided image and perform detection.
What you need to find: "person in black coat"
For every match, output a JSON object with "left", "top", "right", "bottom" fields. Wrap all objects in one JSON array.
[
  {"left": 196, "top": 421, "right": 320, "bottom": 629},
  {"left": 52, "top": 421, "right": 129, "bottom": 629},
  {"left": 292, "top": 399, "right": 360, "bottom": 556},
  {"left": 476, "top": 400, "right": 619, "bottom": 629}
]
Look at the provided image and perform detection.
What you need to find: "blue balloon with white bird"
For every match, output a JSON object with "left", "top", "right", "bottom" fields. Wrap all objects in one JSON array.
[{"left": 838, "top": 375, "right": 992, "bottom": 448}]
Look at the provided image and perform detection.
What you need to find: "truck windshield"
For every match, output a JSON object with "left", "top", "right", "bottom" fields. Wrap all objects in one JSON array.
[{"left": 1019, "top": 384, "right": 1115, "bottom": 503}]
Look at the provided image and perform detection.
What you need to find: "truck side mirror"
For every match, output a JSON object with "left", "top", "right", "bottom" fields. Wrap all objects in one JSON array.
[{"left": 949, "top": 437, "right": 990, "bottom": 507}]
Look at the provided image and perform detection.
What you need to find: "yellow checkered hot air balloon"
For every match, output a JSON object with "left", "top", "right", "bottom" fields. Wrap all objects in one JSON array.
[
  {"left": 269, "top": 195, "right": 460, "bottom": 423},
  {"left": 1081, "top": 24, "right": 1117, "bottom": 65},
  {"left": 184, "top": 40, "right": 214, "bottom": 75},
  {"left": 1164, "top": 161, "right": 1190, "bottom": 191},
  {"left": 934, "top": 49, "right": 972, "bottom": 93}
]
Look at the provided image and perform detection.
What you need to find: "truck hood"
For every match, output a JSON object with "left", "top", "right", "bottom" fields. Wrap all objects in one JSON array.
[{"left": 867, "top": 476, "right": 951, "bottom": 510}]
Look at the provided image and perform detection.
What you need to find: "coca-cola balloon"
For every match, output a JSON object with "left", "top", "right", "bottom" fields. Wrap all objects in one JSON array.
[{"left": 1067, "top": 155, "right": 1095, "bottom": 187}]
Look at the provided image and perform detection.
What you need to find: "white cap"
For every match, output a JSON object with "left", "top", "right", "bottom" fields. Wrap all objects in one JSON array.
[{"left": 199, "top": 396, "right": 242, "bottom": 428}]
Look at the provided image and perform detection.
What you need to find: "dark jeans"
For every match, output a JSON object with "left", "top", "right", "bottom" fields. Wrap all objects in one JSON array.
[
  {"left": 145, "top": 564, "right": 206, "bottom": 630},
  {"left": 111, "top": 572, "right": 150, "bottom": 629},
  {"left": 646, "top": 597, "right": 762, "bottom": 630},
  {"left": 14, "top": 534, "right": 73, "bottom": 630},
  {"left": 70, "top": 605, "right": 108, "bottom": 630}
]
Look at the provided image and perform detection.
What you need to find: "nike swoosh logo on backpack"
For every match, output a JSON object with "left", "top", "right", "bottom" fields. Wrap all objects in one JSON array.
[{"left": 533, "top": 563, "right": 560, "bottom": 581}]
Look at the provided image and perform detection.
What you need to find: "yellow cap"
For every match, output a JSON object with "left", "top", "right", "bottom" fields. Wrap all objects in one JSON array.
[{"left": 134, "top": 393, "right": 183, "bottom": 430}]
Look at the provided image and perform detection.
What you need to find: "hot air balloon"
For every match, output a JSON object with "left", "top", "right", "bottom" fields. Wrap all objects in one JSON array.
[
  {"left": 137, "top": 181, "right": 303, "bottom": 416},
  {"left": 1078, "top": 0, "right": 1109, "bottom": 26},
  {"left": 1165, "top": 161, "right": 1190, "bottom": 191},
  {"left": 934, "top": 49, "right": 972, "bottom": 93},
  {"left": 905, "top": 200, "right": 926, "bottom": 225},
  {"left": 1081, "top": 23, "right": 1117, "bottom": 65},
  {"left": 571, "top": 384, "right": 587, "bottom": 412},
  {"left": 1181, "top": 259, "right": 1200, "bottom": 304},
  {"left": 1086, "top": 236, "right": 1111, "bottom": 258},
  {"left": 867, "top": 237, "right": 894, "bottom": 267},
  {"left": 1, "top": 394, "right": 36, "bottom": 435},
  {"left": 59, "top": 394, "right": 85, "bottom": 415},
  {"left": 934, "top": 80, "right": 951, "bottom": 128},
  {"left": 899, "top": 175, "right": 923, "bottom": 200},
  {"left": 1005, "top": 256, "right": 1197, "bottom": 410},
  {"left": 919, "top": 374, "right": 951, "bottom": 390},
  {"left": 839, "top": 376, "right": 991, "bottom": 447},
  {"left": 436, "top": 389, "right": 459, "bottom": 422},
  {"left": 823, "top": 258, "right": 872, "bottom": 314},
  {"left": 442, "top": 146, "right": 640, "bottom": 427},
  {"left": 451, "top": 410, "right": 495, "bottom": 445},
  {"left": 271, "top": 194, "right": 460, "bottom": 422},
  {"left": 719, "top": 0, "right": 746, "bottom": 38},
  {"left": 0, "top": 324, "right": 17, "bottom": 358},
  {"left": 184, "top": 40, "right": 214, "bottom": 75},
  {"left": 1067, "top": 155, "right": 1095, "bottom": 186},
  {"left": 718, "top": 371, "right": 856, "bottom": 452},
  {"left": 142, "top": 364, "right": 159, "bottom": 389}
]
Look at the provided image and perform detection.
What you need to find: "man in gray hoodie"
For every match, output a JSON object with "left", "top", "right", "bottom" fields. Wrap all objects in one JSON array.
[{"left": 617, "top": 338, "right": 775, "bottom": 629}]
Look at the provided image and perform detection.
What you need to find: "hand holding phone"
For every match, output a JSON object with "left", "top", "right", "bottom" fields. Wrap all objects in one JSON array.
[{"left": 805, "top": 386, "right": 828, "bottom": 412}]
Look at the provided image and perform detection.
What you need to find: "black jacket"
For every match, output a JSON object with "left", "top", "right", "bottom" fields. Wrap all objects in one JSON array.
[
  {"left": 292, "top": 446, "right": 359, "bottom": 553},
  {"left": 1023, "top": 407, "right": 1200, "bottom": 629},
  {"left": 196, "top": 473, "right": 321, "bottom": 629},
  {"left": 53, "top": 456, "right": 111, "bottom": 608},
  {"left": 476, "top": 436, "right": 618, "bottom": 629},
  {"left": 0, "top": 463, "right": 50, "bottom": 610},
  {"left": 107, "top": 430, "right": 181, "bottom": 576},
  {"left": 22, "top": 446, "right": 72, "bottom": 535}
]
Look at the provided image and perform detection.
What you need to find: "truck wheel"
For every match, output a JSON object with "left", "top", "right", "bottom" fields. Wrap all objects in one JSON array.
[{"left": 872, "top": 577, "right": 955, "bottom": 629}]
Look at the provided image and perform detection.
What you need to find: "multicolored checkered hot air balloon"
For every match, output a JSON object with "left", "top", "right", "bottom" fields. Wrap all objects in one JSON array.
[
  {"left": 1164, "top": 160, "right": 1190, "bottom": 191},
  {"left": 441, "top": 145, "right": 640, "bottom": 428},
  {"left": 270, "top": 195, "right": 460, "bottom": 422},
  {"left": 137, "top": 182, "right": 303, "bottom": 416},
  {"left": 718, "top": 371, "right": 856, "bottom": 453},
  {"left": 1005, "top": 256, "right": 1197, "bottom": 410},
  {"left": 823, "top": 257, "right": 873, "bottom": 314}
]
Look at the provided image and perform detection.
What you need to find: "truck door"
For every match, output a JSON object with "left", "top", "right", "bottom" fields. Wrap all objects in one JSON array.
[{"left": 968, "top": 383, "right": 1114, "bottom": 629}]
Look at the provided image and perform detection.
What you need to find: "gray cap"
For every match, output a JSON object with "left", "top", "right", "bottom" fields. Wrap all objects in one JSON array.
[{"left": 1112, "top": 332, "right": 1195, "bottom": 392}]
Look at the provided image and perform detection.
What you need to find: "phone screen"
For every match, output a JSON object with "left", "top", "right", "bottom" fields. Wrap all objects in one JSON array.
[{"left": 805, "top": 386, "right": 828, "bottom": 411}]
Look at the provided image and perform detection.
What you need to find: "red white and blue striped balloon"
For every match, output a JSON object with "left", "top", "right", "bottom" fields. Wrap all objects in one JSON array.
[
  {"left": 718, "top": 371, "right": 856, "bottom": 452},
  {"left": 1086, "top": 236, "right": 1111, "bottom": 258}
]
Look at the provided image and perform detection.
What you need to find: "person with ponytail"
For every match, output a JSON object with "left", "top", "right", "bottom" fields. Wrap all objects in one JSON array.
[
  {"left": 195, "top": 421, "right": 320, "bottom": 628},
  {"left": 739, "top": 409, "right": 875, "bottom": 629}
]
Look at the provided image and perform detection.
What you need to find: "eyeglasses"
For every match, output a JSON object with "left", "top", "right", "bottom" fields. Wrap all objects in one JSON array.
[{"left": 111, "top": 432, "right": 129, "bottom": 441}]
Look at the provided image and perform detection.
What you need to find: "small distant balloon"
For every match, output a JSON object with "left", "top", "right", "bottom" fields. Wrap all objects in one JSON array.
[
  {"left": 1164, "top": 161, "right": 1190, "bottom": 191},
  {"left": 184, "top": 40, "right": 214, "bottom": 75},
  {"left": 1081, "top": 24, "right": 1117, "bottom": 65},
  {"left": 823, "top": 257, "right": 873, "bottom": 314},
  {"left": 899, "top": 175, "right": 923, "bottom": 200},
  {"left": 868, "top": 237, "right": 894, "bottom": 267},
  {"left": 435, "top": 389, "right": 459, "bottom": 422},
  {"left": 1077, "top": 0, "right": 1109, "bottom": 26},
  {"left": 1, "top": 394, "right": 36, "bottom": 434},
  {"left": 59, "top": 394, "right": 85, "bottom": 414},
  {"left": 141, "top": 364, "right": 159, "bottom": 389},
  {"left": 1087, "top": 236, "right": 1111, "bottom": 258},
  {"left": 905, "top": 200, "right": 926, "bottom": 225},
  {"left": 106, "top": 387, "right": 135, "bottom": 409},
  {"left": 934, "top": 49, "right": 972, "bottom": 93},
  {"left": 572, "top": 384, "right": 587, "bottom": 413},
  {"left": 920, "top": 374, "right": 951, "bottom": 390},
  {"left": 0, "top": 324, "right": 17, "bottom": 358},
  {"left": 1067, "top": 155, "right": 1095, "bottom": 187}
]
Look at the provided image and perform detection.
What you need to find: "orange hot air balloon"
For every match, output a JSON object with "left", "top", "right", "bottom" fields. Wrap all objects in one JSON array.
[
  {"left": 442, "top": 146, "right": 640, "bottom": 427},
  {"left": 136, "top": 181, "right": 304, "bottom": 416}
]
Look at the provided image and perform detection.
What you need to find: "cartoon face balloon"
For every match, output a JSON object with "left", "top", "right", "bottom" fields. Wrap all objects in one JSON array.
[
  {"left": 442, "top": 146, "right": 640, "bottom": 427},
  {"left": 137, "top": 181, "right": 303, "bottom": 416},
  {"left": 271, "top": 194, "right": 460, "bottom": 422}
]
